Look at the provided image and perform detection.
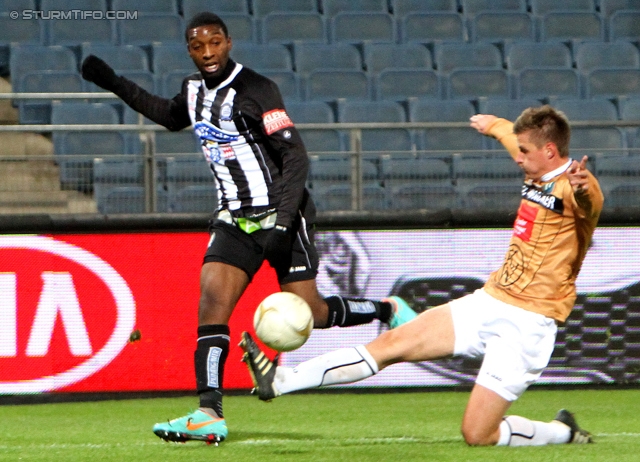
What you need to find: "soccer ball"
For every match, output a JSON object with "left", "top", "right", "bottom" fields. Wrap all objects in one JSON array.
[{"left": 253, "top": 292, "right": 313, "bottom": 352}]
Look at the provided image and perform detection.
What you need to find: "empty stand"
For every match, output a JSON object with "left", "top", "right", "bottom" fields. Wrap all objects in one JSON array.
[
  {"left": 390, "top": 0, "right": 458, "bottom": 15},
  {"left": 552, "top": 99, "right": 618, "bottom": 121},
  {"left": 118, "top": 13, "right": 184, "bottom": 46},
  {"left": 252, "top": 0, "right": 317, "bottom": 17},
  {"left": 18, "top": 71, "right": 84, "bottom": 124},
  {"left": 286, "top": 101, "right": 335, "bottom": 123},
  {"left": 337, "top": 100, "right": 406, "bottom": 123},
  {"left": 408, "top": 99, "right": 475, "bottom": 123},
  {"left": 477, "top": 98, "right": 541, "bottom": 122},
  {"left": 306, "top": 70, "right": 371, "bottom": 101},
  {"left": 112, "top": 0, "right": 178, "bottom": 14},
  {"left": 399, "top": 12, "right": 466, "bottom": 44},
  {"left": 181, "top": 0, "right": 250, "bottom": 19},
  {"left": 540, "top": 12, "right": 604, "bottom": 43},
  {"left": 9, "top": 45, "right": 78, "bottom": 91},
  {"left": 446, "top": 69, "right": 510, "bottom": 99},
  {"left": 160, "top": 69, "right": 195, "bottom": 98},
  {"left": 165, "top": 156, "right": 216, "bottom": 212},
  {"left": 218, "top": 14, "right": 256, "bottom": 43},
  {"left": 530, "top": 0, "right": 595, "bottom": 15},
  {"left": 609, "top": 10, "right": 640, "bottom": 41},
  {"left": 81, "top": 44, "right": 149, "bottom": 72},
  {"left": 470, "top": 12, "right": 535, "bottom": 43},
  {"left": 261, "top": 70, "right": 301, "bottom": 101},
  {"left": 47, "top": 15, "right": 115, "bottom": 46},
  {"left": 434, "top": 42, "right": 502, "bottom": 73},
  {"left": 231, "top": 43, "right": 292, "bottom": 71},
  {"left": 152, "top": 44, "right": 197, "bottom": 75},
  {"left": 375, "top": 69, "right": 441, "bottom": 100},
  {"left": 515, "top": 68, "right": 580, "bottom": 99},
  {"left": 586, "top": 69, "right": 640, "bottom": 99},
  {"left": 574, "top": 42, "right": 640, "bottom": 73},
  {"left": 329, "top": 12, "right": 396, "bottom": 43},
  {"left": 261, "top": 13, "right": 326, "bottom": 44},
  {"left": 505, "top": 42, "right": 573, "bottom": 72},
  {"left": 299, "top": 130, "right": 345, "bottom": 153},
  {"left": 156, "top": 131, "right": 202, "bottom": 154},
  {"left": 293, "top": 43, "right": 362, "bottom": 75},
  {"left": 460, "top": 0, "right": 526, "bottom": 15},
  {"left": 418, "top": 127, "right": 486, "bottom": 152},
  {"left": 321, "top": 0, "right": 388, "bottom": 16},
  {"left": 594, "top": 153, "right": 640, "bottom": 206},
  {"left": 600, "top": 0, "right": 640, "bottom": 17},
  {"left": 363, "top": 42, "right": 432, "bottom": 74}
]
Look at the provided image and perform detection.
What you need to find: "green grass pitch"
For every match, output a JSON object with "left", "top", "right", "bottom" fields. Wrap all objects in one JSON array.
[{"left": 1, "top": 388, "right": 639, "bottom": 461}]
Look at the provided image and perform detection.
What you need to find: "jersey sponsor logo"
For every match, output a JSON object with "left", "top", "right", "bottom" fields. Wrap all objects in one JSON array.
[
  {"left": 194, "top": 120, "right": 239, "bottom": 144},
  {"left": 0, "top": 236, "right": 135, "bottom": 393},
  {"left": 262, "top": 109, "right": 294, "bottom": 135},
  {"left": 513, "top": 202, "right": 538, "bottom": 242},
  {"left": 522, "top": 183, "right": 563, "bottom": 214}
]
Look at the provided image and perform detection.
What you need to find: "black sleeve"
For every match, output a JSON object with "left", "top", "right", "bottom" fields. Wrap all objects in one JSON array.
[
  {"left": 243, "top": 77, "right": 309, "bottom": 228},
  {"left": 110, "top": 75, "right": 191, "bottom": 132}
]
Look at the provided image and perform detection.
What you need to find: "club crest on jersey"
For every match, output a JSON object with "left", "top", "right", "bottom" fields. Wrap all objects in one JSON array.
[
  {"left": 262, "top": 109, "right": 294, "bottom": 135},
  {"left": 219, "top": 103, "right": 233, "bottom": 121}
]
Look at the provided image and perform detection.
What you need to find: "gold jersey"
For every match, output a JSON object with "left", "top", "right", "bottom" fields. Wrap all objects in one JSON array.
[{"left": 482, "top": 118, "right": 604, "bottom": 322}]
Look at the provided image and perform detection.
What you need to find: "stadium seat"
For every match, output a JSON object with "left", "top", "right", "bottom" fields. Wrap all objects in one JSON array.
[
  {"left": 337, "top": 100, "right": 406, "bottom": 123},
  {"left": 515, "top": 68, "right": 580, "bottom": 99},
  {"left": 252, "top": 0, "right": 317, "bottom": 17},
  {"left": 600, "top": 0, "right": 640, "bottom": 17},
  {"left": 306, "top": 70, "right": 371, "bottom": 101},
  {"left": 574, "top": 42, "right": 640, "bottom": 74},
  {"left": 571, "top": 127, "right": 626, "bottom": 151},
  {"left": 171, "top": 185, "right": 217, "bottom": 212},
  {"left": 299, "top": 129, "right": 346, "bottom": 152},
  {"left": 181, "top": 0, "right": 250, "bottom": 18},
  {"left": 505, "top": 42, "right": 573, "bottom": 72},
  {"left": 540, "top": 12, "right": 604, "bottom": 43},
  {"left": 434, "top": 42, "right": 502, "bottom": 73},
  {"left": 321, "top": 0, "right": 388, "bottom": 17},
  {"left": 118, "top": 13, "right": 184, "bottom": 46},
  {"left": 470, "top": 12, "right": 535, "bottom": 43},
  {"left": 608, "top": 10, "right": 640, "bottom": 41},
  {"left": 418, "top": 127, "right": 486, "bottom": 152},
  {"left": 0, "top": 12, "right": 42, "bottom": 75},
  {"left": 0, "top": 0, "right": 36, "bottom": 11},
  {"left": 231, "top": 43, "right": 292, "bottom": 71},
  {"left": 113, "top": 0, "right": 178, "bottom": 14},
  {"left": 363, "top": 42, "right": 432, "bottom": 74},
  {"left": 308, "top": 153, "right": 351, "bottom": 208},
  {"left": 293, "top": 43, "right": 362, "bottom": 75},
  {"left": 51, "top": 102, "right": 120, "bottom": 126},
  {"left": 17, "top": 71, "right": 84, "bottom": 124},
  {"left": 9, "top": 45, "right": 78, "bottom": 91},
  {"left": 390, "top": 183, "right": 457, "bottom": 210},
  {"left": 165, "top": 156, "right": 215, "bottom": 212},
  {"left": 156, "top": 131, "right": 202, "bottom": 154},
  {"left": 85, "top": 70, "right": 157, "bottom": 94},
  {"left": 399, "top": 12, "right": 466, "bottom": 44},
  {"left": 160, "top": 69, "right": 194, "bottom": 97},
  {"left": 620, "top": 97, "right": 640, "bottom": 121},
  {"left": 594, "top": 153, "right": 640, "bottom": 203},
  {"left": 218, "top": 14, "right": 256, "bottom": 43},
  {"left": 530, "top": 0, "right": 595, "bottom": 15},
  {"left": 408, "top": 99, "right": 475, "bottom": 123},
  {"left": 329, "top": 12, "right": 396, "bottom": 43},
  {"left": 552, "top": 99, "right": 618, "bottom": 121},
  {"left": 446, "top": 69, "right": 510, "bottom": 99},
  {"left": 46, "top": 10, "right": 115, "bottom": 46},
  {"left": 375, "top": 69, "right": 441, "bottom": 100},
  {"left": 285, "top": 101, "right": 335, "bottom": 123},
  {"left": 460, "top": 0, "right": 527, "bottom": 15},
  {"left": 151, "top": 44, "right": 196, "bottom": 75},
  {"left": 390, "top": 0, "right": 458, "bottom": 16},
  {"left": 261, "top": 13, "right": 326, "bottom": 44},
  {"left": 586, "top": 69, "right": 640, "bottom": 99},
  {"left": 81, "top": 44, "right": 149, "bottom": 72},
  {"left": 477, "top": 98, "right": 542, "bottom": 122},
  {"left": 93, "top": 157, "right": 144, "bottom": 213},
  {"left": 261, "top": 71, "right": 301, "bottom": 101}
]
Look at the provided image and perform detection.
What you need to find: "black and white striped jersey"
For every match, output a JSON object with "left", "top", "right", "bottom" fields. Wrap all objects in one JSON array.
[{"left": 109, "top": 59, "right": 309, "bottom": 228}]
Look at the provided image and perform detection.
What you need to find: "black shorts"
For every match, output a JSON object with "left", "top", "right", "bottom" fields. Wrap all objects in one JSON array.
[{"left": 203, "top": 207, "right": 319, "bottom": 285}]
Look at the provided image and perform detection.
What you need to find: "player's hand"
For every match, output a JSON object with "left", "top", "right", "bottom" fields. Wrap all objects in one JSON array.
[
  {"left": 81, "top": 55, "right": 118, "bottom": 91},
  {"left": 263, "top": 225, "right": 293, "bottom": 273},
  {"left": 568, "top": 155, "right": 590, "bottom": 193},
  {"left": 470, "top": 114, "right": 498, "bottom": 135}
]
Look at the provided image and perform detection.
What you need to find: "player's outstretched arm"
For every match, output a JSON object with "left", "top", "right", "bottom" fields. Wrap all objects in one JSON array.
[{"left": 470, "top": 114, "right": 520, "bottom": 161}]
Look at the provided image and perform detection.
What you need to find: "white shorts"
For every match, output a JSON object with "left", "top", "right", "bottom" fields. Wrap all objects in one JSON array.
[{"left": 449, "top": 288, "right": 557, "bottom": 401}]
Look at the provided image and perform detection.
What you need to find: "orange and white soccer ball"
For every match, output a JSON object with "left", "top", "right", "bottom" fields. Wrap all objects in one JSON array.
[{"left": 253, "top": 292, "right": 313, "bottom": 352}]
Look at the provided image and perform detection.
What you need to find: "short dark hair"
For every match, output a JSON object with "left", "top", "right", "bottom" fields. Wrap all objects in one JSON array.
[
  {"left": 513, "top": 105, "right": 571, "bottom": 157},
  {"left": 185, "top": 12, "right": 228, "bottom": 41}
]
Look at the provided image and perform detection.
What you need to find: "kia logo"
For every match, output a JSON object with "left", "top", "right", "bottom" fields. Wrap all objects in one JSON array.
[{"left": 0, "top": 236, "right": 135, "bottom": 393}]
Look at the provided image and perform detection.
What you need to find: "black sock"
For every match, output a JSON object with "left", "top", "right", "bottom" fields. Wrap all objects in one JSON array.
[
  {"left": 323, "top": 296, "right": 393, "bottom": 328},
  {"left": 194, "top": 324, "right": 230, "bottom": 418}
]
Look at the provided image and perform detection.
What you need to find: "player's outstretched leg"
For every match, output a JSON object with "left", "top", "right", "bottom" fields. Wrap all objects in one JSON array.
[
  {"left": 553, "top": 409, "right": 593, "bottom": 443},
  {"left": 385, "top": 296, "right": 418, "bottom": 329},
  {"left": 153, "top": 409, "right": 228, "bottom": 445},
  {"left": 239, "top": 331, "right": 280, "bottom": 401}
]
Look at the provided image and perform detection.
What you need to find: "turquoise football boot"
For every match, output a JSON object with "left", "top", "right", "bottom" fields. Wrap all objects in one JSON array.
[{"left": 153, "top": 409, "right": 228, "bottom": 445}]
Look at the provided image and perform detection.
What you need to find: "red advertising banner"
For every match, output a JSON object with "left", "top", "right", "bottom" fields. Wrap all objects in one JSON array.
[{"left": 0, "top": 233, "right": 279, "bottom": 393}]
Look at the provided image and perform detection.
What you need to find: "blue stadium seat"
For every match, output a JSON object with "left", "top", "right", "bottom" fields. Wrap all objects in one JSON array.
[
  {"left": 308, "top": 153, "right": 351, "bottom": 209},
  {"left": 261, "top": 13, "right": 326, "bottom": 44},
  {"left": 434, "top": 42, "right": 502, "bottom": 73},
  {"left": 390, "top": 0, "right": 458, "bottom": 15},
  {"left": 390, "top": 183, "right": 457, "bottom": 210},
  {"left": 540, "top": 12, "right": 604, "bottom": 43},
  {"left": 408, "top": 99, "right": 475, "bottom": 123},
  {"left": 446, "top": 69, "right": 510, "bottom": 99},
  {"left": 165, "top": 156, "right": 215, "bottom": 212},
  {"left": 418, "top": 127, "right": 486, "bottom": 152},
  {"left": 399, "top": 12, "right": 466, "bottom": 44},
  {"left": 18, "top": 71, "right": 84, "bottom": 124},
  {"left": 515, "top": 68, "right": 580, "bottom": 99},
  {"left": 299, "top": 130, "right": 346, "bottom": 152},
  {"left": 477, "top": 98, "right": 542, "bottom": 122},
  {"left": 41, "top": 0, "right": 106, "bottom": 9},
  {"left": 376, "top": 69, "right": 441, "bottom": 100},
  {"left": 81, "top": 44, "right": 149, "bottom": 72},
  {"left": 171, "top": 185, "right": 217, "bottom": 212},
  {"left": 574, "top": 42, "right": 640, "bottom": 74},
  {"left": 113, "top": 0, "right": 178, "bottom": 14},
  {"left": 571, "top": 127, "right": 627, "bottom": 162},
  {"left": 286, "top": 101, "right": 335, "bottom": 123},
  {"left": 530, "top": 0, "right": 595, "bottom": 15},
  {"left": 337, "top": 100, "right": 406, "bottom": 123},
  {"left": 0, "top": 0, "right": 36, "bottom": 11},
  {"left": 586, "top": 69, "right": 640, "bottom": 99},
  {"left": 620, "top": 97, "right": 640, "bottom": 121},
  {"left": 151, "top": 44, "right": 196, "bottom": 75},
  {"left": 84, "top": 70, "right": 157, "bottom": 95},
  {"left": 608, "top": 10, "right": 640, "bottom": 41},
  {"left": 181, "top": 0, "right": 250, "bottom": 18},
  {"left": 329, "top": 12, "right": 396, "bottom": 43},
  {"left": 470, "top": 12, "right": 535, "bottom": 43},
  {"left": 293, "top": 43, "right": 362, "bottom": 75},
  {"left": 306, "top": 70, "right": 371, "bottom": 101},
  {"left": 460, "top": 0, "right": 526, "bottom": 15},
  {"left": 93, "top": 157, "right": 144, "bottom": 214},
  {"left": 505, "top": 42, "right": 572, "bottom": 72},
  {"left": 118, "top": 13, "right": 184, "bottom": 46},
  {"left": 43, "top": 0, "right": 114, "bottom": 45},
  {"left": 218, "top": 14, "right": 256, "bottom": 43},
  {"left": 552, "top": 99, "right": 618, "bottom": 121},
  {"left": 156, "top": 131, "right": 201, "bottom": 154},
  {"left": 252, "top": 0, "right": 317, "bottom": 17},
  {"left": 160, "top": 69, "right": 194, "bottom": 98},
  {"left": 9, "top": 45, "right": 78, "bottom": 91},
  {"left": 51, "top": 102, "right": 120, "bottom": 126},
  {"left": 600, "top": 0, "right": 640, "bottom": 17},
  {"left": 321, "top": 0, "right": 388, "bottom": 17},
  {"left": 261, "top": 70, "right": 301, "bottom": 101},
  {"left": 363, "top": 42, "right": 432, "bottom": 74},
  {"left": 594, "top": 153, "right": 640, "bottom": 204},
  {"left": 231, "top": 43, "right": 292, "bottom": 71},
  {"left": 0, "top": 13, "right": 42, "bottom": 75}
]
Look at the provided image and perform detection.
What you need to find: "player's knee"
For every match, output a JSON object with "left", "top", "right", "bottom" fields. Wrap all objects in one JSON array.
[{"left": 460, "top": 424, "right": 495, "bottom": 446}]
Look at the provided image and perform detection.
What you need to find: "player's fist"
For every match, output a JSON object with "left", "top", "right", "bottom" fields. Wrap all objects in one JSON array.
[
  {"left": 81, "top": 55, "right": 118, "bottom": 91},
  {"left": 567, "top": 155, "right": 590, "bottom": 193}
]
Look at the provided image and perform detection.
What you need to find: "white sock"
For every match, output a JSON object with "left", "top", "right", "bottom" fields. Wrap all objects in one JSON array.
[
  {"left": 275, "top": 346, "right": 378, "bottom": 394},
  {"left": 497, "top": 415, "right": 571, "bottom": 446}
]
